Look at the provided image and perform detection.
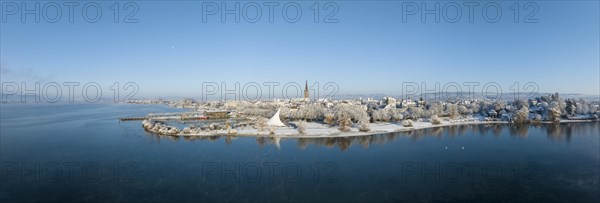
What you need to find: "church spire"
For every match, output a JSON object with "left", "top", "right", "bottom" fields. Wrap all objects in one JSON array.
[{"left": 304, "top": 80, "right": 309, "bottom": 99}]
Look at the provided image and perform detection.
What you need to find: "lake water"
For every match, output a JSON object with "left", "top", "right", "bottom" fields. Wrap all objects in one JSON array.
[{"left": 1, "top": 103, "right": 599, "bottom": 202}]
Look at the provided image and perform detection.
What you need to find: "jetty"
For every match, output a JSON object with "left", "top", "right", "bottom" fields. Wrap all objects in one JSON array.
[
  {"left": 119, "top": 117, "right": 147, "bottom": 121},
  {"left": 119, "top": 112, "right": 212, "bottom": 122}
]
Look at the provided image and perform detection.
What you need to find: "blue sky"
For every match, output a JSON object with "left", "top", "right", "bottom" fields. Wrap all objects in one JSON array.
[{"left": 1, "top": 0, "right": 599, "bottom": 98}]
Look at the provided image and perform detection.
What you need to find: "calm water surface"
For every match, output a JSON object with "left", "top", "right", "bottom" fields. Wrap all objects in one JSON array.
[{"left": 1, "top": 103, "right": 599, "bottom": 202}]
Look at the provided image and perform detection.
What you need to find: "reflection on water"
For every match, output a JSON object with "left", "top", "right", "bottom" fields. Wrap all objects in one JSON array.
[{"left": 144, "top": 122, "right": 600, "bottom": 151}]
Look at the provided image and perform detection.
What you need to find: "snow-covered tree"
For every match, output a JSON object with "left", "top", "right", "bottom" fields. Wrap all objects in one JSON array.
[
  {"left": 294, "top": 103, "right": 327, "bottom": 121},
  {"left": 533, "top": 114, "right": 542, "bottom": 122},
  {"left": 458, "top": 105, "right": 470, "bottom": 115},
  {"left": 372, "top": 108, "right": 402, "bottom": 122},
  {"left": 515, "top": 99, "right": 528, "bottom": 109},
  {"left": 576, "top": 99, "right": 590, "bottom": 114},
  {"left": 469, "top": 102, "right": 480, "bottom": 114},
  {"left": 390, "top": 108, "right": 404, "bottom": 121},
  {"left": 493, "top": 100, "right": 506, "bottom": 112},
  {"left": 405, "top": 107, "right": 424, "bottom": 119},
  {"left": 513, "top": 106, "right": 530, "bottom": 124},
  {"left": 371, "top": 108, "right": 390, "bottom": 122},
  {"left": 557, "top": 99, "right": 566, "bottom": 115},
  {"left": 565, "top": 99, "right": 577, "bottom": 116},
  {"left": 427, "top": 101, "right": 444, "bottom": 117},
  {"left": 333, "top": 103, "right": 368, "bottom": 123},
  {"left": 445, "top": 104, "right": 459, "bottom": 118},
  {"left": 540, "top": 101, "right": 549, "bottom": 109},
  {"left": 358, "top": 118, "right": 370, "bottom": 132},
  {"left": 548, "top": 101, "right": 561, "bottom": 122}
]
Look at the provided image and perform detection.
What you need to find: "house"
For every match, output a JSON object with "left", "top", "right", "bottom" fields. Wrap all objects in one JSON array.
[
  {"left": 530, "top": 100, "right": 538, "bottom": 106},
  {"left": 204, "top": 110, "right": 229, "bottom": 119},
  {"left": 181, "top": 112, "right": 208, "bottom": 120},
  {"left": 529, "top": 106, "right": 545, "bottom": 114},
  {"left": 383, "top": 97, "right": 397, "bottom": 108},
  {"left": 417, "top": 99, "right": 426, "bottom": 107},
  {"left": 401, "top": 99, "right": 416, "bottom": 108},
  {"left": 500, "top": 111, "right": 511, "bottom": 121},
  {"left": 488, "top": 110, "right": 498, "bottom": 118}
]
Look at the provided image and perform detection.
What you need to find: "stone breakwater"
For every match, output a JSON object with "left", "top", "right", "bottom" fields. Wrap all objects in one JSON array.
[
  {"left": 142, "top": 119, "right": 231, "bottom": 135},
  {"left": 142, "top": 119, "right": 180, "bottom": 135}
]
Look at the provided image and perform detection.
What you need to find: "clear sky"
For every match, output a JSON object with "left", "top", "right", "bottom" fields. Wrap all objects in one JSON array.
[{"left": 1, "top": 0, "right": 599, "bottom": 99}]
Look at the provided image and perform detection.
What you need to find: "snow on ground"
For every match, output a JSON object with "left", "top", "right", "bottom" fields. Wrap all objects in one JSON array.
[
  {"left": 168, "top": 114, "right": 599, "bottom": 138},
  {"left": 176, "top": 116, "right": 518, "bottom": 138}
]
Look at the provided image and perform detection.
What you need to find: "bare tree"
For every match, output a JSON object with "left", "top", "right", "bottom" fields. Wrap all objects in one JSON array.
[
  {"left": 324, "top": 113, "right": 335, "bottom": 125},
  {"left": 402, "top": 119, "right": 413, "bottom": 127},
  {"left": 338, "top": 114, "right": 353, "bottom": 132},
  {"left": 256, "top": 117, "right": 267, "bottom": 131},
  {"left": 269, "top": 126, "right": 276, "bottom": 135},
  {"left": 297, "top": 120, "right": 307, "bottom": 134},
  {"left": 430, "top": 115, "right": 441, "bottom": 125}
]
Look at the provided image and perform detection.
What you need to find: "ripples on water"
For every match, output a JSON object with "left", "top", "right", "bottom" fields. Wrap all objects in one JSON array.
[{"left": 1, "top": 104, "right": 598, "bottom": 202}]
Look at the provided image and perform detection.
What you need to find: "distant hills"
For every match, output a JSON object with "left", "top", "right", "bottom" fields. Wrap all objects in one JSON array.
[{"left": 1, "top": 92, "right": 598, "bottom": 103}]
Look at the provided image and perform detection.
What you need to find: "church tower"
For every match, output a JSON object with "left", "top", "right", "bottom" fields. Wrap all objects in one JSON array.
[{"left": 304, "top": 80, "right": 309, "bottom": 99}]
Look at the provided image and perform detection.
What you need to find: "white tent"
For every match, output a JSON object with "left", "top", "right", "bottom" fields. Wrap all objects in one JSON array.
[{"left": 266, "top": 108, "right": 286, "bottom": 127}]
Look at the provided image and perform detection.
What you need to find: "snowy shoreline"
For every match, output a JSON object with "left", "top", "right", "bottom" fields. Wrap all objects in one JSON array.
[
  {"left": 134, "top": 94, "right": 600, "bottom": 139},
  {"left": 163, "top": 119, "right": 597, "bottom": 139}
]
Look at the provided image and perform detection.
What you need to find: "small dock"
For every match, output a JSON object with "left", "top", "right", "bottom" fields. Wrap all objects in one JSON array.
[
  {"left": 119, "top": 117, "right": 147, "bottom": 121},
  {"left": 119, "top": 111, "right": 226, "bottom": 122},
  {"left": 119, "top": 116, "right": 182, "bottom": 121}
]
